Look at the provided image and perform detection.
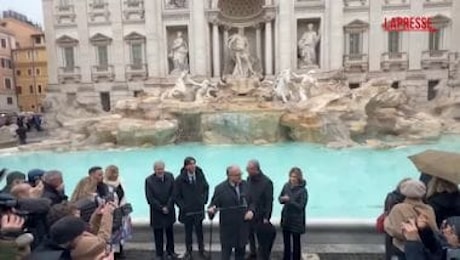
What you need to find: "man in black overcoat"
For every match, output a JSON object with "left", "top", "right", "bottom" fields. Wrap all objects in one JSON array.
[
  {"left": 174, "top": 157, "right": 209, "bottom": 259},
  {"left": 208, "top": 165, "right": 251, "bottom": 260},
  {"left": 145, "top": 161, "right": 178, "bottom": 259},
  {"left": 246, "top": 159, "right": 274, "bottom": 260}
]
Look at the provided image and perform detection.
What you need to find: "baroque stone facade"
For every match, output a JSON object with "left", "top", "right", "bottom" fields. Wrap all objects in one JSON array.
[{"left": 42, "top": 0, "right": 460, "bottom": 110}]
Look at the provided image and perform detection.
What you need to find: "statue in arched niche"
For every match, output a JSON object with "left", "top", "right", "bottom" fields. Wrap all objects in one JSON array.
[{"left": 225, "top": 33, "right": 262, "bottom": 78}]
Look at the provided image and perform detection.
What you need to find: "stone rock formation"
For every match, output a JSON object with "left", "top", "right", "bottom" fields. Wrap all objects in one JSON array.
[{"left": 13, "top": 69, "right": 460, "bottom": 153}]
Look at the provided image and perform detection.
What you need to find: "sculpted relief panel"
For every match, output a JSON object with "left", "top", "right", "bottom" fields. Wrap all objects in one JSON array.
[{"left": 167, "top": 27, "right": 190, "bottom": 75}]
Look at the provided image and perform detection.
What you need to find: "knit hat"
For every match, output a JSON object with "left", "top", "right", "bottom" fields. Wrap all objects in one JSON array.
[
  {"left": 400, "top": 179, "right": 426, "bottom": 199},
  {"left": 50, "top": 216, "right": 86, "bottom": 245},
  {"left": 71, "top": 236, "right": 106, "bottom": 260}
]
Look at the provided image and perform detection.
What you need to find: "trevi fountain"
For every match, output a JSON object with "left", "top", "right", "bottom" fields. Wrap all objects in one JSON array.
[{"left": 2, "top": 29, "right": 460, "bottom": 153}]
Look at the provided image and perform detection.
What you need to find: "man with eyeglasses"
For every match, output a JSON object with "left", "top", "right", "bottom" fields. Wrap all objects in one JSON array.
[{"left": 208, "top": 165, "right": 250, "bottom": 260}]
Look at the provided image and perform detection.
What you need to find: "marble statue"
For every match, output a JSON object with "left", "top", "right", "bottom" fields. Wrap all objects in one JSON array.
[
  {"left": 292, "top": 72, "right": 316, "bottom": 102},
  {"left": 188, "top": 78, "right": 218, "bottom": 102},
  {"left": 161, "top": 71, "right": 189, "bottom": 101},
  {"left": 227, "top": 33, "right": 258, "bottom": 78},
  {"left": 168, "top": 31, "right": 189, "bottom": 74},
  {"left": 274, "top": 69, "right": 292, "bottom": 103},
  {"left": 165, "top": 0, "right": 187, "bottom": 8},
  {"left": 298, "top": 23, "right": 321, "bottom": 68}
]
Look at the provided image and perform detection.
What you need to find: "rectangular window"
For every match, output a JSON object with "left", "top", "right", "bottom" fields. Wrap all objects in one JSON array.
[
  {"left": 4, "top": 78, "right": 12, "bottom": 89},
  {"left": 6, "top": 97, "right": 13, "bottom": 105},
  {"left": 130, "top": 43, "right": 143, "bottom": 67},
  {"left": 36, "top": 68, "right": 41, "bottom": 75},
  {"left": 97, "top": 45, "right": 108, "bottom": 67},
  {"left": 5, "top": 59, "right": 11, "bottom": 69},
  {"left": 16, "top": 70, "right": 21, "bottom": 76},
  {"left": 349, "top": 33, "right": 362, "bottom": 55},
  {"left": 1, "top": 39, "right": 6, "bottom": 48},
  {"left": 38, "top": 85, "right": 42, "bottom": 93},
  {"left": 388, "top": 31, "right": 400, "bottom": 53},
  {"left": 429, "top": 30, "right": 441, "bottom": 51},
  {"left": 0, "top": 58, "right": 4, "bottom": 68},
  {"left": 16, "top": 86, "right": 22, "bottom": 95},
  {"left": 63, "top": 47, "right": 75, "bottom": 69},
  {"left": 35, "top": 37, "right": 42, "bottom": 45},
  {"left": 428, "top": 80, "right": 440, "bottom": 101},
  {"left": 27, "top": 51, "right": 32, "bottom": 60},
  {"left": 93, "top": 0, "right": 105, "bottom": 8},
  {"left": 28, "top": 69, "right": 32, "bottom": 76},
  {"left": 29, "top": 85, "right": 34, "bottom": 94}
]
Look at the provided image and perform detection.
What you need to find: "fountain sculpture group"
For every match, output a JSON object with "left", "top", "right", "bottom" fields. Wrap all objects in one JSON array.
[{"left": 2, "top": 33, "right": 460, "bottom": 153}]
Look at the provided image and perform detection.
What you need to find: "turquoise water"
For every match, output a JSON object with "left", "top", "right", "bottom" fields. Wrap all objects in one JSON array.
[{"left": 1, "top": 136, "right": 460, "bottom": 221}]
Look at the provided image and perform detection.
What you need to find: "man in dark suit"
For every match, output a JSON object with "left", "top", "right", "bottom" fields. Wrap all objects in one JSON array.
[
  {"left": 208, "top": 165, "right": 251, "bottom": 260},
  {"left": 174, "top": 157, "right": 209, "bottom": 260},
  {"left": 145, "top": 161, "right": 178, "bottom": 260},
  {"left": 246, "top": 159, "right": 274, "bottom": 260}
]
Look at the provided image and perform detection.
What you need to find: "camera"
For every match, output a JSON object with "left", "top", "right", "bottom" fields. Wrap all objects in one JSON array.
[{"left": 0, "top": 193, "right": 30, "bottom": 224}]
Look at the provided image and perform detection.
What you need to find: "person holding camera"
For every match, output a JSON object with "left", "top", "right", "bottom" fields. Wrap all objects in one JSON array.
[
  {"left": 402, "top": 213, "right": 460, "bottom": 260},
  {"left": 207, "top": 165, "right": 250, "bottom": 260},
  {"left": 0, "top": 213, "right": 31, "bottom": 260}
]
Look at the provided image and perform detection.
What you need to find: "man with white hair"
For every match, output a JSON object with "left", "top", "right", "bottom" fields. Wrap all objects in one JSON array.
[
  {"left": 41, "top": 170, "right": 67, "bottom": 206},
  {"left": 145, "top": 161, "right": 178, "bottom": 260}
]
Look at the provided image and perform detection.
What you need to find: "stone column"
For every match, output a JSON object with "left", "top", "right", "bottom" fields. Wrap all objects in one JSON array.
[
  {"left": 327, "top": 0, "right": 344, "bottom": 70},
  {"left": 277, "top": 0, "right": 293, "bottom": 71},
  {"left": 74, "top": 0, "right": 91, "bottom": 83},
  {"left": 265, "top": 20, "right": 273, "bottom": 75},
  {"left": 190, "top": 0, "right": 208, "bottom": 75},
  {"left": 144, "top": 0, "right": 162, "bottom": 77},
  {"left": 212, "top": 22, "right": 221, "bottom": 77},
  {"left": 409, "top": 0, "right": 424, "bottom": 70},
  {"left": 452, "top": 0, "right": 460, "bottom": 53},
  {"left": 256, "top": 25, "right": 262, "bottom": 60},
  {"left": 369, "top": 0, "right": 383, "bottom": 71},
  {"left": 111, "top": 0, "right": 126, "bottom": 81},
  {"left": 43, "top": 0, "right": 58, "bottom": 85},
  {"left": 223, "top": 27, "right": 230, "bottom": 58}
]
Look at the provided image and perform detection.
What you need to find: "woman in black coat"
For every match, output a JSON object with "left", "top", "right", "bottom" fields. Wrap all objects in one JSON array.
[{"left": 279, "top": 167, "right": 308, "bottom": 260}]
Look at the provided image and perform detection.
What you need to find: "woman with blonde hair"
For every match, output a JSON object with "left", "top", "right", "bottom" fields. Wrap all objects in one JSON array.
[
  {"left": 103, "top": 165, "right": 132, "bottom": 259},
  {"left": 426, "top": 177, "right": 460, "bottom": 227},
  {"left": 279, "top": 167, "right": 308, "bottom": 260}
]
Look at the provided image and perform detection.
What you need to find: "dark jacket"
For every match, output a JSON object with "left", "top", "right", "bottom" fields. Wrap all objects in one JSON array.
[
  {"left": 209, "top": 180, "right": 250, "bottom": 248},
  {"left": 427, "top": 192, "right": 460, "bottom": 227},
  {"left": 174, "top": 167, "right": 209, "bottom": 223},
  {"left": 27, "top": 238, "right": 72, "bottom": 260},
  {"left": 279, "top": 181, "right": 308, "bottom": 234},
  {"left": 145, "top": 172, "right": 176, "bottom": 228},
  {"left": 247, "top": 172, "right": 274, "bottom": 222},
  {"left": 42, "top": 183, "right": 68, "bottom": 206}
]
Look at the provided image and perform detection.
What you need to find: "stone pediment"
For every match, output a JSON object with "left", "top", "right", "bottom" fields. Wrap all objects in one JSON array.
[
  {"left": 89, "top": 33, "right": 112, "bottom": 45},
  {"left": 344, "top": 19, "right": 369, "bottom": 33},
  {"left": 56, "top": 35, "right": 78, "bottom": 45},
  {"left": 124, "top": 32, "right": 146, "bottom": 42}
]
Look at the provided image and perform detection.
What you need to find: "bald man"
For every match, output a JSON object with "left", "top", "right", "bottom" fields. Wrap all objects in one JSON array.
[{"left": 208, "top": 165, "right": 250, "bottom": 260}]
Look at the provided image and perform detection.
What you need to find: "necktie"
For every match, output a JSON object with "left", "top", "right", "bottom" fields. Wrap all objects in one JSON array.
[
  {"left": 190, "top": 176, "right": 195, "bottom": 185},
  {"left": 234, "top": 184, "right": 240, "bottom": 201}
]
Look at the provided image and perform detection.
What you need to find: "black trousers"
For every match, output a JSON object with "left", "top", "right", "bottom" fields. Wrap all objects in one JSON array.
[
  {"left": 221, "top": 245, "right": 245, "bottom": 260},
  {"left": 248, "top": 224, "right": 257, "bottom": 255},
  {"left": 248, "top": 222, "right": 272, "bottom": 259},
  {"left": 184, "top": 221, "right": 204, "bottom": 252},
  {"left": 282, "top": 230, "right": 301, "bottom": 260},
  {"left": 153, "top": 226, "right": 175, "bottom": 257}
]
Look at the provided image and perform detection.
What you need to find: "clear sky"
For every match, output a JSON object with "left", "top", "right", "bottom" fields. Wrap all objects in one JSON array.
[{"left": 0, "top": 0, "right": 43, "bottom": 26}]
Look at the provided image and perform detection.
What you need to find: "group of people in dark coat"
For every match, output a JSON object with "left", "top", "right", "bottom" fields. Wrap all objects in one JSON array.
[
  {"left": 145, "top": 157, "right": 309, "bottom": 260},
  {"left": 382, "top": 174, "right": 460, "bottom": 260}
]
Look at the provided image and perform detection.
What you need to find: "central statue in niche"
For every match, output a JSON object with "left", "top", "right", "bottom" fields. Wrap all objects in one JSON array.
[{"left": 224, "top": 33, "right": 263, "bottom": 95}]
